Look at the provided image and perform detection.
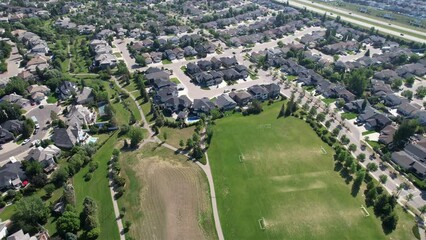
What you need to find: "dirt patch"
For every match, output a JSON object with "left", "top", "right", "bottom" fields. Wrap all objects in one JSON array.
[{"left": 130, "top": 151, "right": 215, "bottom": 240}]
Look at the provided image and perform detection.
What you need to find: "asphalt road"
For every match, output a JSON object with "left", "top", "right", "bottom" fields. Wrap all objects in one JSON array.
[
  {"left": 286, "top": 0, "right": 426, "bottom": 43},
  {"left": 0, "top": 41, "right": 24, "bottom": 84},
  {"left": 0, "top": 104, "right": 60, "bottom": 164}
]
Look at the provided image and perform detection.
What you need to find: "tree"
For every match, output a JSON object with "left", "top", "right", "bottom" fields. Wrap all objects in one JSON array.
[
  {"left": 393, "top": 120, "right": 418, "bottom": 148},
  {"left": 418, "top": 205, "right": 426, "bottom": 214},
  {"left": 44, "top": 183, "right": 55, "bottom": 197},
  {"left": 346, "top": 69, "right": 368, "bottom": 97},
  {"left": 5, "top": 77, "right": 29, "bottom": 95},
  {"left": 316, "top": 112, "right": 326, "bottom": 122},
  {"left": 379, "top": 174, "right": 388, "bottom": 184},
  {"left": 391, "top": 78, "right": 403, "bottom": 90},
  {"left": 11, "top": 196, "right": 49, "bottom": 232},
  {"left": 129, "top": 127, "right": 144, "bottom": 148},
  {"left": 348, "top": 144, "right": 357, "bottom": 152},
  {"left": 401, "top": 90, "right": 413, "bottom": 100},
  {"left": 162, "top": 132, "right": 168, "bottom": 142},
  {"left": 367, "top": 162, "right": 378, "bottom": 172},
  {"left": 65, "top": 233, "right": 78, "bottom": 240},
  {"left": 357, "top": 153, "right": 366, "bottom": 162},
  {"left": 382, "top": 211, "right": 398, "bottom": 232},
  {"left": 186, "top": 138, "right": 194, "bottom": 149},
  {"left": 192, "top": 144, "right": 204, "bottom": 160},
  {"left": 364, "top": 49, "right": 370, "bottom": 57},
  {"left": 63, "top": 184, "right": 76, "bottom": 206},
  {"left": 52, "top": 167, "right": 69, "bottom": 187},
  {"left": 405, "top": 77, "right": 415, "bottom": 87},
  {"left": 57, "top": 209, "right": 80, "bottom": 236},
  {"left": 22, "top": 118, "right": 35, "bottom": 138}
]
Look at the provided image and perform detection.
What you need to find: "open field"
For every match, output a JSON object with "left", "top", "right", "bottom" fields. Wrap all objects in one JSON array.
[
  {"left": 208, "top": 103, "right": 414, "bottom": 239},
  {"left": 159, "top": 126, "right": 196, "bottom": 148},
  {"left": 73, "top": 132, "right": 120, "bottom": 240},
  {"left": 118, "top": 143, "right": 217, "bottom": 240}
]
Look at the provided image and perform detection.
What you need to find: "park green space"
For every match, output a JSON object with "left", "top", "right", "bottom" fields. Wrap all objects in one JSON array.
[{"left": 208, "top": 103, "right": 414, "bottom": 239}]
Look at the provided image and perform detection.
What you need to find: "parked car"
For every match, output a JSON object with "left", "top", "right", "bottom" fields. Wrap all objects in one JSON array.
[
  {"left": 33, "top": 129, "right": 38, "bottom": 135},
  {"left": 22, "top": 138, "right": 30, "bottom": 145}
]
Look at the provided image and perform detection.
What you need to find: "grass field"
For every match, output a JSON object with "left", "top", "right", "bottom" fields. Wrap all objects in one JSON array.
[
  {"left": 342, "top": 112, "right": 358, "bottom": 120},
  {"left": 159, "top": 126, "right": 195, "bottom": 148},
  {"left": 118, "top": 143, "right": 217, "bottom": 240},
  {"left": 73, "top": 132, "right": 119, "bottom": 240},
  {"left": 208, "top": 103, "right": 414, "bottom": 239}
]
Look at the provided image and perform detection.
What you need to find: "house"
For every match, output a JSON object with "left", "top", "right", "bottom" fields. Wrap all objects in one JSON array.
[
  {"left": 164, "top": 49, "right": 176, "bottom": 61},
  {"left": 186, "top": 62, "right": 201, "bottom": 75},
  {"left": 27, "top": 84, "right": 50, "bottom": 96},
  {"left": 221, "top": 68, "right": 241, "bottom": 81},
  {"left": 6, "top": 229, "right": 36, "bottom": 240},
  {"left": 220, "top": 56, "right": 238, "bottom": 68},
  {"left": 145, "top": 70, "right": 170, "bottom": 83},
  {"left": 26, "top": 54, "right": 49, "bottom": 73},
  {"left": 0, "top": 162, "right": 27, "bottom": 191},
  {"left": 51, "top": 126, "right": 90, "bottom": 149},
  {"left": 0, "top": 93, "right": 30, "bottom": 108},
  {"left": 173, "top": 47, "right": 184, "bottom": 59},
  {"left": 383, "top": 94, "right": 405, "bottom": 108},
  {"left": 193, "top": 98, "right": 215, "bottom": 115},
  {"left": 25, "top": 145, "right": 61, "bottom": 173},
  {"left": 66, "top": 105, "right": 95, "bottom": 127},
  {"left": 234, "top": 65, "right": 249, "bottom": 78},
  {"left": 197, "top": 60, "right": 212, "bottom": 71},
  {"left": 248, "top": 85, "right": 268, "bottom": 101},
  {"left": 184, "top": 46, "right": 198, "bottom": 57},
  {"left": 0, "top": 223, "right": 7, "bottom": 240},
  {"left": 211, "top": 57, "right": 222, "bottom": 70},
  {"left": 344, "top": 99, "right": 368, "bottom": 113},
  {"left": 397, "top": 102, "right": 420, "bottom": 117},
  {"left": 215, "top": 94, "right": 237, "bottom": 111},
  {"left": 152, "top": 79, "right": 176, "bottom": 90},
  {"left": 357, "top": 106, "right": 391, "bottom": 131},
  {"left": 17, "top": 70, "right": 36, "bottom": 81},
  {"left": 263, "top": 83, "right": 280, "bottom": 99},
  {"left": 378, "top": 125, "right": 397, "bottom": 145},
  {"left": 57, "top": 81, "right": 78, "bottom": 100},
  {"left": 229, "top": 91, "right": 252, "bottom": 106},
  {"left": 150, "top": 52, "right": 163, "bottom": 63},
  {"left": 94, "top": 53, "right": 117, "bottom": 69},
  {"left": 374, "top": 69, "right": 399, "bottom": 84},
  {"left": 193, "top": 72, "right": 222, "bottom": 87},
  {"left": 0, "top": 127, "right": 14, "bottom": 144},
  {"left": 76, "top": 87, "right": 94, "bottom": 105},
  {"left": 1, "top": 120, "right": 23, "bottom": 135},
  {"left": 322, "top": 41, "right": 359, "bottom": 55}
]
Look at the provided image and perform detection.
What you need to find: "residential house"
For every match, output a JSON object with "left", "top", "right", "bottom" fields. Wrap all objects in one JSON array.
[
  {"left": 76, "top": 87, "right": 94, "bottom": 105},
  {"left": 186, "top": 62, "right": 202, "bottom": 75},
  {"left": 357, "top": 106, "right": 391, "bottom": 131},
  {"left": 25, "top": 145, "right": 61, "bottom": 173},
  {"left": 0, "top": 127, "right": 14, "bottom": 144},
  {"left": 184, "top": 46, "right": 198, "bottom": 57},
  {"left": 66, "top": 105, "right": 95, "bottom": 128},
  {"left": 374, "top": 69, "right": 399, "bottom": 84},
  {"left": 263, "top": 83, "right": 281, "bottom": 99},
  {"left": 26, "top": 54, "right": 49, "bottom": 73},
  {"left": 173, "top": 48, "right": 184, "bottom": 59},
  {"left": 164, "top": 49, "right": 176, "bottom": 61},
  {"left": 51, "top": 126, "right": 90, "bottom": 149},
  {"left": 17, "top": 70, "right": 36, "bottom": 81},
  {"left": 221, "top": 68, "right": 241, "bottom": 81},
  {"left": 145, "top": 70, "right": 170, "bottom": 83},
  {"left": 193, "top": 71, "right": 223, "bottom": 87},
  {"left": 344, "top": 99, "right": 369, "bottom": 113},
  {"left": 193, "top": 98, "right": 215, "bottom": 115},
  {"left": 248, "top": 85, "right": 268, "bottom": 101},
  {"left": 215, "top": 94, "right": 237, "bottom": 111},
  {"left": 234, "top": 65, "right": 249, "bottom": 79},
  {"left": 57, "top": 81, "right": 78, "bottom": 100},
  {"left": 197, "top": 60, "right": 212, "bottom": 71},
  {"left": 0, "top": 93, "right": 30, "bottom": 108},
  {"left": 383, "top": 94, "right": 406, "bottom": 108},
  {"left": 397, "top": 102, "right": 420, "bottom": 117},
  {"left": 0, "top": 162, "right": 27, "bottom": 191},
  {"left": 1, "top": 120, "right": 23, "bottom": 135},
  {"left": 6, "top": 229, "right": 36, "bottom": 240},
  {"left": 378, "top": 125, "right": 397, "bottom": 146},
  {"left": 27, "top": 84, "right": 50, "bottom": 103},
  {"left": 220, "top": 56, "right": 238, "bottom": 68},
  {"left": 229, "top": 90, "right": 252, "bottom": 106}
]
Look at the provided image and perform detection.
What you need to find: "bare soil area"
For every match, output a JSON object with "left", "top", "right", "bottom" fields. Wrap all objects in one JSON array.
[{"left": 120, "top": 144, "right": 216, "bottom": 240}]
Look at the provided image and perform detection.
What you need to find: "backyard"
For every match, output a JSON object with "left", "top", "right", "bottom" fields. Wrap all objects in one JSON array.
[{"left": 207, "top": 103, "right": 414, "bottom": 240}]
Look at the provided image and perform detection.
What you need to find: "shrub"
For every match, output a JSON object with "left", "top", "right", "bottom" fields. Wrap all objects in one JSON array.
[{"left": 84, "top": 173, "right": 92, "bottom": 182}]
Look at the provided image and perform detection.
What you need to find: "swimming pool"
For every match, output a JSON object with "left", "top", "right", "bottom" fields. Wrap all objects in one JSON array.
[
  {"left": 186, "top": 116, "right": 200, "bottom": 124},
  {"left": 88, "top": 136, "right": 98, "bottom": 144}
]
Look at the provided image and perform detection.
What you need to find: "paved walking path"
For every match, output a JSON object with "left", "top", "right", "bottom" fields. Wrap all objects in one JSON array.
[{"left": 108, "top": 157, "right": 125, "bottom": 240}]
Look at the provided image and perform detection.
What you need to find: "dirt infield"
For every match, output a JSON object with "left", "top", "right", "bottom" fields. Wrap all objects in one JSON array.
[{"left": 120, "top": 144, "right": 216, "bottom": 240}]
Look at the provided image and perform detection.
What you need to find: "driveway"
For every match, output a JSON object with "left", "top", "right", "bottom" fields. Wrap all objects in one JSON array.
[{"left": 0, "top": 104, "right": 60, "bottom": 164}]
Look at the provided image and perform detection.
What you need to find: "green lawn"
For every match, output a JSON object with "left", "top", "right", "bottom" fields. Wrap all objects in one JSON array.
[
  {"left": 170, "top": 77, "right": 180, "bottom": 84},
  {"left": 47, "top": 94, "right": 58, "bottom": 104},
  {"left": 362, "top": 130, "right": 377, "bottom": 136},
  {"left": 159, "top": 126, "right": 195, "bottom": 148},
  {"left": 322, "top": 98, "right": 336, "bottom": 105},
  {"left": 73, "top": 132, "right": 120, "bottom": 240},
  {"left": 287, "top": 75, "right": 298, "bottom": 81},
  {"left": 162, "top": 59, "right": 172, "bottom": 65},
  {"left": 208, "top": 103, "right": 414, "bottom": 240},
  {"left": 342, "top": 112, "right": 358, "bottom": 120}
]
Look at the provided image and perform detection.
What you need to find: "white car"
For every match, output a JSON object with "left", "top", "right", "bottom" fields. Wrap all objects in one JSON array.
[{"left": 22, "top": 138, "right": 31, "bottom": 145}]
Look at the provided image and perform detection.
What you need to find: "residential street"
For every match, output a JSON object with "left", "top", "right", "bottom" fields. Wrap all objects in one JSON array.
[
  {"left": 0, "top": 41, "right": 24, "bottom": 85},
  {"left": 0, "top": 104, "right": 60, "bottom": 164}
]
